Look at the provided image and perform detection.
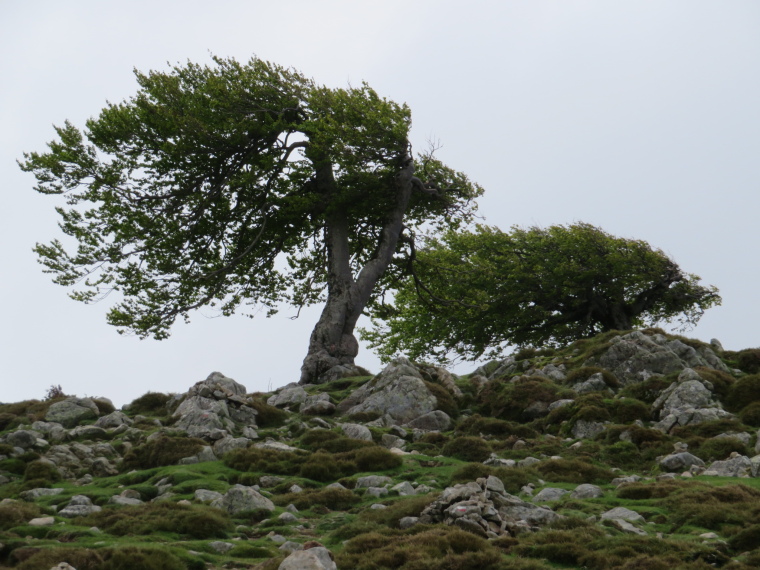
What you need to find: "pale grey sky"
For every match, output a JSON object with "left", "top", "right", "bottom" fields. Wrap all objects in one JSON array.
[{"left": 2, "top": 1, "right": 759, "bottom": 406}]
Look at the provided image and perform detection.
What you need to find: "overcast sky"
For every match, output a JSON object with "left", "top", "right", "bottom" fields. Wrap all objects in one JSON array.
[{"left": 2, "top": 1, "right": 759, "bottom": 407}]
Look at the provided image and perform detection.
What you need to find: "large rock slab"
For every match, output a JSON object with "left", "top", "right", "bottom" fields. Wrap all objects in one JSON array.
[
  {"left": 590, "top": 331, "right": 729, "bottom": 386},
  {"left": 336, "top": 358, "right": 438, "bottom": 424},
  {"left": 45, "top": 398, "right": 99, "bottom": 428}
]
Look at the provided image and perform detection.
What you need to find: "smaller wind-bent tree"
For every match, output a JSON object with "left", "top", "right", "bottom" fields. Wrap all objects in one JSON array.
[
  {"left": 363, "top": 223, "right": 721, "bottom": 364},
  {"left": 20, "top": 56, "right": 482, "bottom": 383}
]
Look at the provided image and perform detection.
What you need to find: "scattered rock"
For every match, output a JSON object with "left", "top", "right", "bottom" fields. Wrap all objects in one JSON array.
[
  {"left": 278, "top": 546, "right": 337, "bottom": 570},
  {"left": 341, "top": 423, "right": 373, "bottom": 441},
  {"left": 211, "top": 485, "right": 275, "bottom": 514},
  {"left": 58, "top": 495, "right": 102, "bottom": 518},
  {"left": 600, "top": 507, "right": 645, "bottom": 523}
]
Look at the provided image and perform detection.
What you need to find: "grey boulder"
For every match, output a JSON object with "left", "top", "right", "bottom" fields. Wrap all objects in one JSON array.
[
  {"left": 278, "top": 546, "right": 337, "bottom": 570},
  {"left": 211, "top": 484, "right": 275, "bottom": 514},
  {"left": 45, "top": 398, "right": 99, "bottom": 428}
]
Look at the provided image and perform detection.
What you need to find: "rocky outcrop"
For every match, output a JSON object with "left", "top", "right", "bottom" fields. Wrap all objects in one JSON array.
[
  {"left": 590, "top": 331, "right": 729, "bottom": 386},
  {"left": 653, "top": 368, "right": 733, "bottom": 433},
  {"left": 336, "top": 358, "right": 438, "bottom": 424},
  {"left": 418, "top": 476, "right": 561, "bottom": 537},
  {"left": 170, "top": 372, "right": 258, "bottom": 439}
]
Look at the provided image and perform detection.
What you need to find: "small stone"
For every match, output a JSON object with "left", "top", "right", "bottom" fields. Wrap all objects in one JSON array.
[{"left": 28, "top": 516, "right": 55, "bottom": 526}]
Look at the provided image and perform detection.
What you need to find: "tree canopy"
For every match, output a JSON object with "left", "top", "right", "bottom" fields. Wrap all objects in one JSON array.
[
  {"left": 363, "top": 223, "right": 721, "bottom": 364},
  {"left": 20, "top": 56, "right": 482, "bottom": 383}
]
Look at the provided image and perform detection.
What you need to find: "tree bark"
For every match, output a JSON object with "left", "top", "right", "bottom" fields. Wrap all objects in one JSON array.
[{"left": 299, "top": 155, "right": 416, "bottom": 384}]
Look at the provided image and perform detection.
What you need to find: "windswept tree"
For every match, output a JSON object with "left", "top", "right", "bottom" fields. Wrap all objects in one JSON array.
[
  {"left": 363, "top": 223, "right": 721, "bottom": 364},
  {"left": 20, "top": 57, "right": 482, "bottom": 383}
]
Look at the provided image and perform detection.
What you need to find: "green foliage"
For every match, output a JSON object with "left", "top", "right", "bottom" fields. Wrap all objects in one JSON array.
[
  {"left": 536, "top": 459, "right": 615, "bottom": 484},
  {"left": 739, "top": 401, "right": 760, "bottom": 427},
  {"left": 423, "top": 381, "right": 459, "bottom": 418},
  {"left": 127, "top": 392, "right": 171, "bottom": 414},
  {"left": 249, "top": 397, "right": 289, "bottom": 427},
  {"left": 81, "top": 501, "right": 232, "bottom": 538},
  {"left": 693, "top": 437, "right": 750, "bottom": 462},
  {"left": 735, "top": 348, "right": 760, "bottom": 374},
  {"left": 725, "top": 374, "right": 760, "bottom": 413},
  {"left": 23, "top": 460, "right": 61, "bottom": 484},
  {"left": 123, "top": 434, "right": 206, "bottom": 469},
  {"left": 566, "top": 366, "right": 619, "bottom": 389},
  {"left": 336, "top": 526, "right": 527, "bottom": 570},
  {"left": 21, "top": 55, "right": 481, "bottom": 344},
  {"left": 14, "top": 547, "right": 187, "bottom": 570},
  {"left": 364, "top": 223, "right": 720, "bottom": 363},
  {"left": 477, "top": 375, "right": 570, "bottom": 422},
  {"left": 441, "top": 436, "right": 492, "bottom": 462},
  {"left": 0, "top": 501, "right": 41, "bottom": 530},
  {"left": 456, "top": 414, "right": 538, "bottom": 439},
  {"left": 273, "top": 487, "right": 360, "bottom": 511}
]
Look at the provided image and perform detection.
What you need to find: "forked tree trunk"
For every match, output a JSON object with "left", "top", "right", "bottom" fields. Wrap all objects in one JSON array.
[{"left": 299, "top": 156, "right": 416, "bottom": 384}]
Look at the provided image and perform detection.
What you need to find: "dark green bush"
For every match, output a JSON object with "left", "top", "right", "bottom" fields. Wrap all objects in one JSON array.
[
  {"left": 81, "top": 501, "right": 232, "bottom": 538},
  {"left": 457, "top": 415, "right": 538, "bottom": 439},
  {"left": 536, "top": 459, "right": 614, "bottom": 484},
  {"left": 619, "top": 375, "right": 676, "bottom": 404},
  {"left": 126, "top": 392, "right": 171, "bottom": 415},
  {"left": 354, "top": 446, "right": 403, "bottom": 472},
  {"left": 23, "top": 460, "right": 61, "bottom": 483},
  {"left": 0, "top": 412, "right": 19, "bottom": 431},
  {"left": 728, "top": 524, "right": 760, "bottom": 553},
  {"left": 122, "top": 434, "right": 206, "bottom": 469},
  {"left": 0, "top": 502, "right": 41, "bottom": 530},
  {"left": 693, "top": 367, "right": 735, "bottom": 400},
  {"left": 610, "top": 398, "right": 651, "bottom": 423},
  {"left": 725, "top": 374, "right": 760, "bottom": 413},
  {"left": 347, "top": 411, "right": 382, "bottom": 422},
  {"left": 736, "top": 348, "right": 760, "bottom": 374},
  {"left": 739, "top": 401, "right": 760, "bottom": 427},
  {"left": 14, "top": 548, "right": 104, "bottom": 570},
  {"left": 566, "top": 366, "right": 619, "bottom": 389},
  {"left": 228, "top": 544, "right": 276, "bottom": 558},
  {"left": 602, "top": 441, "right": 642, "bottom": 470},
  {"left": 273, "top": 487, "right": 360, "bottom": 511},
  {"left": 93, "top": 397, "right": 116, "bottom": 415},
  {"left": 299, "top": 451, "right": 349, "bottom": 482},
  {"left": 225, "top": 447, "right": 303, "bottom": 476},
  {"left": 424, "top": 381, "right": 459, "bottom": 418},
  {"left": 694, "top": 437, "right": 751, "bottom": 462},
  {"left": 442, "top": 436, "right": 492, "bottom": 462},
  {"left": 250, "top": 397, "right": 289, "bottom": 427}
]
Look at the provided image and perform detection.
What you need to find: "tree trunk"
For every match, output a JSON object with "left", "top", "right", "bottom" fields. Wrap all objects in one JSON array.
[{"left": 299, "top": 155, "right": 416, "bottom": 384}]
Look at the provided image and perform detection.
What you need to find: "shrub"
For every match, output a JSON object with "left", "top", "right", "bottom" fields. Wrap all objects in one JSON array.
[
  {"left": 0, "top": 502, "right": 41, "bottom": 530},
  {"left": 442, "top": 436, "right": 492, "bottom": 462},
  {"left": 93, "top": 397, "right": 116, "bottom": 415},
  {"left": 249, "top": 397, "right": 288, "bottom": 427},
  {"left": 728, "top": 524, "right": 760, "bottom": 553},
  {"left": 736, "top": 348, "right": 760, "bottom": 374},
  {"left": 225, "top": 447, "right": 303, "bottom": 475},
  {"left": 602, "top": 441, "right": 642, "bottom": 470},
  {"left": 610, "top": 398, "right": 651, "bottom": 423},
  {"left": 126, "top": 392, "right": 171, "bottom": 414},
  {"left": 122, "top": 434, "right": 206, "bottom": 469},
  {"left": 725, "top": 374, "right": 760, "bottom": 413},
  {"left": 619, "top": 375, "right": 676, "bottom": 404},
  {"left": 694, "top": 437, "right": 750, "bottom": 462},
  {"left": 457, "top": 415, "right": 538, "bottom": 439},
  {"left": 536, "top": 459, "right": 615, "bottom": 484},
  {"left": 336, "top": 527, "right": 514, "bottom": 570},
  {"left": 424, "top": 381, "right": 459, "bottom": 418},
  {"left": 81, "top": 501, "right": 232, "bottom": 538},
  {"left": 23, "top": 460, "right": 61, "bottom": 484},
  {"left": 299, "top": 451, "right": 348, "bottom": 482},
  {"left": 273, "top": 487, "right": 360, "bottom": 511},
  {"left": 739, "top": 402, "right": 760, "bottom": 427},
  {"left": 14, "top": 548, "right": 104, "bottom": 570},
  {"left": 566, "top": 367, "right": 619, "bottom": 389},
  {"left": 354, "top": 446, "right": 403, "bottom": 472}
]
